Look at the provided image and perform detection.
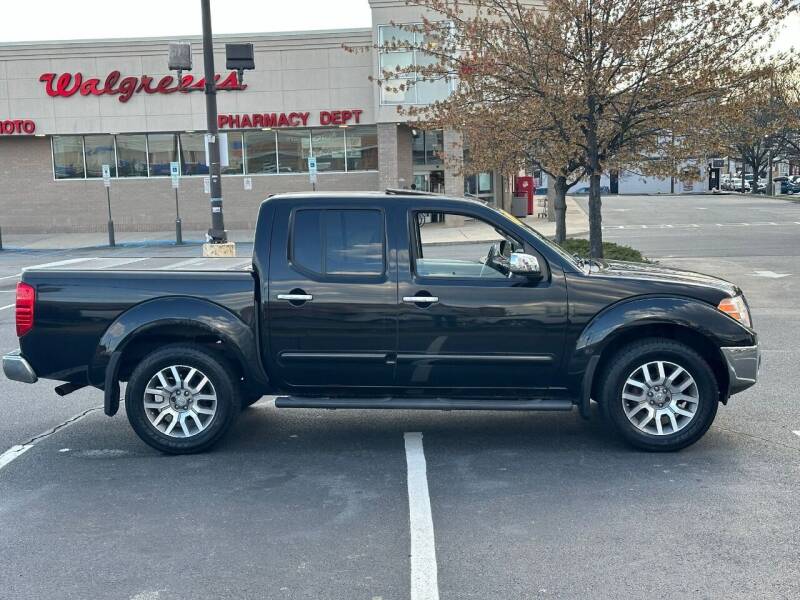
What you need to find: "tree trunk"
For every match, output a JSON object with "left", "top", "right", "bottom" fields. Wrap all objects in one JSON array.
[
  {"left": 588, "top": 172, "right": 603, "bottom": 258},
  {"left": 554, "top": 175, "right": 568, "bottom": 244}
]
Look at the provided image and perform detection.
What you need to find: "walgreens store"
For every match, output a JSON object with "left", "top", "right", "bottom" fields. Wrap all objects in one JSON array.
[{"left": 0, "top": 0, "right": 491, "bottom": 234}]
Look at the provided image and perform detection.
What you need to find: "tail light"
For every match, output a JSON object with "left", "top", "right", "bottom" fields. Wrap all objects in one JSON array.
[{"left": 16, "top": 282, "right": 35, "bottom": 337}]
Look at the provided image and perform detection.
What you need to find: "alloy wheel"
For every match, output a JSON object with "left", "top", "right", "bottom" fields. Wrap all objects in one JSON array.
[{"left": 143, "top": 365, "right": 218, "bottom": 438}]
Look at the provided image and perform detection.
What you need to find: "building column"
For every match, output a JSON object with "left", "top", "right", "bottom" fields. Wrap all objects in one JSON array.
[
  {"left": 443, "top": 129, "right": 464, "bottom": 197},
  {"left": 377, "top": 123, "right": 413, "bottom": 190}
]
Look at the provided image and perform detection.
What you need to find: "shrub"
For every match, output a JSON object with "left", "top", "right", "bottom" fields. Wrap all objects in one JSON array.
[{"left": 559, "top": 238, "right": 649, "bottom": 263}]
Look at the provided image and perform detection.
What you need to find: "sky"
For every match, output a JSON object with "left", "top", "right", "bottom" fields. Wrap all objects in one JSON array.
[
  {"left": 0, "top": 0, "right": 373, "bottom": 42},
  {"left": 0, "top": 0, "right": 795, "bottom": 50}
]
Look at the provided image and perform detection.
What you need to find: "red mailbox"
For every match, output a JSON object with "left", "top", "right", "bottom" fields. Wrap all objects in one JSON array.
[{"left": 515, "top": 176, "right": 534, "bottom": 214}]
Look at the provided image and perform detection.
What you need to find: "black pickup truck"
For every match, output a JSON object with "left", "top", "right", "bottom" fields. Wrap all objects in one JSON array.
[{"left": 3, "top": 192, "right": 760, "bottom": 454}]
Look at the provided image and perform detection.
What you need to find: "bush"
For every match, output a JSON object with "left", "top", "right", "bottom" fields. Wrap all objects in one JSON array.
[{"left": 559, "top": 238, "right": 649, "bottom": 263}]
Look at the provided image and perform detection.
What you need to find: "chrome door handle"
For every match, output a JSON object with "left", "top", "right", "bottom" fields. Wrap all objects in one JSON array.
[
  {"left": 277, "top": 294, "right": 313, "bottom": 302},
  {"left": 403, "top": 296, "right": 439, "bottom": 303}
]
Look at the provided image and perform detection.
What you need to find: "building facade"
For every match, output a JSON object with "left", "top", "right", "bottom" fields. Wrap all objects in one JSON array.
[{"left": 0, "top": 0, "right": 495, "bottom": 234}]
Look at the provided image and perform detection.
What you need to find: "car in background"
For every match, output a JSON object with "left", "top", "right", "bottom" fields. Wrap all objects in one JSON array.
[{"left": 573, "top": 185, "right": 611, "bottom": 195}]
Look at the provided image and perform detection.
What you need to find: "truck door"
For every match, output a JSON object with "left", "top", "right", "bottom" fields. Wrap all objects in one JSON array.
[
  {"left": 395, "top": 206, "right": 568, "bottom": 393},
  {"left": 266, "top": 203, "right": 397, "bottom": 390}
]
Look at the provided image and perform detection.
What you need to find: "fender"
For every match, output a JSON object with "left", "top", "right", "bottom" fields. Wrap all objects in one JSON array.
[
  {"left": 571, "top": 296, "right": 757, "bottom": 415},
  {"left": 89, "top": 297, "right": 269, "bottom": 414}
]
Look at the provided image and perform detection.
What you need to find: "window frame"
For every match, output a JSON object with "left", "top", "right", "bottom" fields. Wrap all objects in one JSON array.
[
  {"left": 407, "top": 208, "right": 547, "bottom": 285},
  {"left": 288, "top": 206, "right": 388, "bottom": 282}
]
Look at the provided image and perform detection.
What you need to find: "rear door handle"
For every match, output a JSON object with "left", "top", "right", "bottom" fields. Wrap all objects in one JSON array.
[{"left": 403, "top": 296, "right": 439, "bottom": 304}]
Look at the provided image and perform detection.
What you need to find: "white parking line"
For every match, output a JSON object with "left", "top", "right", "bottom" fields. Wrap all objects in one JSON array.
[
  {"left": 793, "top": 431, "right": 800, "bottom": 438},
  {"left": 0, "top": 303, "right": 14, "bottom": 311},
  {"left": 0, "top": 406, "right": 101, "bottom": 474},
  {"left": 404, "top": 432, "right": 440, "bottom": 600}
]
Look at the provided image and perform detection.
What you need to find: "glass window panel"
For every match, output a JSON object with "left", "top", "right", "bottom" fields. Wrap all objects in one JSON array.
[
  {"left": 245, "top": 130, "right": 277, "bottom": 174},
  {"left": 425, "top": 129, "right": 444, "bottom": 164},
  {"left": 345, "top": 126, "right": 378, "bottom": 171},
  {"left": 382, "top": 78, "right": 416, "bottom": 104},
  {"left": 83, "top": 135, "right": 115, "bottom": 178},
  {"left": 147, "top": 133, "right": 178, "bottom": 177},
  {"left": 115, "top": 134, "right": 148, "bottom": 177},
  {"left": 292, "top": 209, "right": 323, "bottom": 274},
  {"left": 179, "top": 133, "right": 208, "bottom": 176},
  {"left": 416, "top": 78, "right": 451, "bottom": 104},
  {"left": 412, "top": 130, "right": 426, "bottom": 165},
  {"left": 415, "top": 50, "right": 440, "bottom": 68},
  {"left": 277, "top": 129, "right": 310, "bottom": 174},
  {"left": 479, "top": 172, "right": 493, "bottom": 193},
  {"left": 324, "top": 210, "right": 385, "bottom": 275},
  {"left": 52, "top": 136, "right": 85, "bottom": 179},
  {"left": 379, "top": 25, "right": 415, "bottom": 46},
  {"left": 311, "top": 129, "right": 345, "bottom": 172},
  {"left": 380, "top": 51, "right": 414, "bottom": 73},
  {"left": 223, "top": 132, "right": 244, "bottom": 175}
]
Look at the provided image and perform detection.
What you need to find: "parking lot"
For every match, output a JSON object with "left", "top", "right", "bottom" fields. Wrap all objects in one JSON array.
[{"left": 1, "top": 193, "right": 799, "bottom": 600}]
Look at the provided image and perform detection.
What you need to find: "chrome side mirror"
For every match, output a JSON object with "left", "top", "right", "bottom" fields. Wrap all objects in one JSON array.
[{"left": 509, "top": 252, "right": 542, "bottom": 276}]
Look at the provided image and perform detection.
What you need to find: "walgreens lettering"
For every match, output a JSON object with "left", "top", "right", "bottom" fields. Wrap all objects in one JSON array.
[{"left": 39, "top": 71, "right": 246, "bottom": 103}]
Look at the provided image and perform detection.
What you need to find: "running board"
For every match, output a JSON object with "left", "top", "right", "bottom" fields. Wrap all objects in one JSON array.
[{"left": 274, "top": 396, "right": 575, "bottom": 411}]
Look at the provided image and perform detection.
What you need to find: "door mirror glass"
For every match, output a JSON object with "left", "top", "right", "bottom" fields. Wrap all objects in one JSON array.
[{"left": 509, "top": 252, "right": 541, "bottom": 277}]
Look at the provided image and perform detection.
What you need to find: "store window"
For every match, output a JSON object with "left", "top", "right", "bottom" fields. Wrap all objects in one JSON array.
[
  {"left": 84, "top": 135, "right": 116, "bottom": 178},
  {"left": 52, "top": 136, "right": 85, "bottom": 179},
  {"left": 245, "top": 130, "right": 278, "bottom": 174},
  {"left": 147, "top": 133, "right": 178, "bottom": 177},
  {"left": 412, "top": 129, "right": 443, "bottom": 166},
  {"left": 223, "top": 132, "right": 244, "bottom": 175},
  {"left": 116, "top": 134, "right": 148, "bottom": 177},
  {"left": 311, "top": 129, "right": 345, "bottom": 172},
  {"left": 277, "top": 129, "right": 310, "bottom": 173},
  {"left": 345, "top": 126, "right": 378, "bottom": 171},
  {"left": 178, "top": 133, "right": 208, "bottom": 176}
]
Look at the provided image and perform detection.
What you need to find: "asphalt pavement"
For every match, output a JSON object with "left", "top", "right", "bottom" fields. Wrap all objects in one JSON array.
[{"left": 1, "top": 194, "right": 799, "bottom": 600}]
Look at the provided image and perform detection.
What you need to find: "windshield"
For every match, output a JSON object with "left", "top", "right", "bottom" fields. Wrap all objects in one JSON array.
[{"left": 485, "top": 204, "right": 582, "bottom": 269}]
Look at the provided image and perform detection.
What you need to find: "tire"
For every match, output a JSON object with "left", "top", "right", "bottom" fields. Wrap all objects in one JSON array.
[
  {"left": 125, "top": 344, "right": 241, "bottom": 454},
  {"left": 599, "top": 338, "right": 719, "bottom": 452}
]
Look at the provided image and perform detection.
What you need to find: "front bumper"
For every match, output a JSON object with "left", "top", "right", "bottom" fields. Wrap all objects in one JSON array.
[
  {"left": 2, "top": 350, "right": 38, "bottom": 384},
  {"left": 721, "top": 345, "right": 760, "bottom": 395}
]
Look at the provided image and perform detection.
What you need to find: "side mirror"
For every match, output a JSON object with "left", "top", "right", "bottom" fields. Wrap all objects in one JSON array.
[{"left": 509, "top": 252, "right": 542, "bottom": 277}]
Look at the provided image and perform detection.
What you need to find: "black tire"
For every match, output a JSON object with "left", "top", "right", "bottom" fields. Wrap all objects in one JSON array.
[
  {"left": 599, "top": 338, "right": 719, "bottom": 452},
  {"left": 125, "top": 344, "right": 241, "bottom": 454}
]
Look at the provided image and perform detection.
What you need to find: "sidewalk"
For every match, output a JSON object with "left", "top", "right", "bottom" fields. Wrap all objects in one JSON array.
[{"left": 0, "top": 198, "right": 589, "bottom": 252}]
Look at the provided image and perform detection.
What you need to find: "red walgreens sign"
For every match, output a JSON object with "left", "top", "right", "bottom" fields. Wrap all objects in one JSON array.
[
  {"left": 0, "top": 119, "right": 36, "bottom": 135},
  {"left": 39, "top": 70, "right": 246, "bottom": 103}
]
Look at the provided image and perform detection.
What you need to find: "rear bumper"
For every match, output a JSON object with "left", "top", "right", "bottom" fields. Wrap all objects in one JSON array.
[
  {"left": 2, "top": 350, "right": 38, "bottom": 384},
  {"left": 721, "top": 345, "right": 760, "bottom": 395}
]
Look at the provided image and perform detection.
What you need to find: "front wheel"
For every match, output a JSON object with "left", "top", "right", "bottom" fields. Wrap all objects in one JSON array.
[
  {"left": 599, "top": 339, "right": 719, "bottom": 452},
  {"left": 125, "top": 344, "right": 241, "bottom": 454}
]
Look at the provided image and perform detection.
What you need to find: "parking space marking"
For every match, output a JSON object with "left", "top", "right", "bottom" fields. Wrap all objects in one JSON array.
[
  {"left": 793, "top": 431, "right": 800, "bottom": 438},
  {"left": 0, "top": 303, "right": 14, "bottom": 311},
  {"left": 95, "top": 257, "right": 150, "bottom": 269},
  {"left": 0, "top": 406, "right": 101, "bottom": 474},
  {"left": 404, "top": 432, "right": 439, "bottom": 600},
  {"left": 603, "top": 221, "right": 799, "bottom": 231}
]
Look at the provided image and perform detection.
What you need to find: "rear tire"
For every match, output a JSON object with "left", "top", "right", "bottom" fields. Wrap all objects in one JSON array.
[
  {"left": 599, "top": 338, "right": 719, "bottom": 452},
  {"left": 125, "top": 344, "right": 240, "bottom": 454}
]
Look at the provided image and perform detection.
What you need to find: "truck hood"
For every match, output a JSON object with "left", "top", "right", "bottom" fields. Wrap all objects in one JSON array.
[{"left": 594, "top": 260, "right": 740, "bottom": 297}]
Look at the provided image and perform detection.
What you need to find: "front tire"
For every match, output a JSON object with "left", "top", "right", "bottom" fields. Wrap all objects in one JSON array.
[
  {"left": 599, "top": 338, "right": 719, "bottom": 452},
  {"left": 125, "top": 344, "right": 241, "bottom": 454}
]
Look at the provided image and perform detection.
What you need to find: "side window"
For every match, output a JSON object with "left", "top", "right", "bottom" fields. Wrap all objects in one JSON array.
[
  {"left": 292, "top": 209, "right": 385, "bottom": 276},
  {"left": 412, "top": 211, "right": 523, "bottom": 279}
]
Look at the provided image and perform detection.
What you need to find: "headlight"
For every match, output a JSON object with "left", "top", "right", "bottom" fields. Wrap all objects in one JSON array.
[{"left": 718, "top": 295, "right": 751, "bottom": 328}]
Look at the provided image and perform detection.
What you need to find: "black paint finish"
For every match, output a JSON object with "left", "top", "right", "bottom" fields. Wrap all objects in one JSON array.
[{"left": 15, "top": 192, "right": 757, "bottom": 408}]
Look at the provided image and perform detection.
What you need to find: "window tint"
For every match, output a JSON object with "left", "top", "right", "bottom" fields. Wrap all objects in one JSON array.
[
  {"left": 84, "top": 135, "right": 116, "bottom": 178},
  {"left": 292, "top": 209, "right": 384, "bottom": 276},
  {"left": 52, "top": 136, "right": 85, "bottom": 179}
]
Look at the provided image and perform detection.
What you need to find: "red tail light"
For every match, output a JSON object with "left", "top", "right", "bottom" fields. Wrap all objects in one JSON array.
[{"left": 16, "top": 282, "right": 35, "bottom": 337}]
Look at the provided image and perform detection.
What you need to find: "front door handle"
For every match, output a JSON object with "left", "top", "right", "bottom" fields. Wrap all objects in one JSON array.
[
  {"left": 277, "top": 290, "right": 313, "bottom": 306},
  {"left": 403, "top": 295, "right": 439, "bottom": 306}
]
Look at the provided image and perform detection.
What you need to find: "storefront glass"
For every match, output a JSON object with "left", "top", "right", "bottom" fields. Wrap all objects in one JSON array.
[
  {"left": 277, "top": 129, "right": 311, "bottom": 173},
  {"left": 244, "top": 130, "right": 278, "bottom": 174},
  {"left": 116, "top": 134, "right": 148, "bottom": 177},
  {"left": 147, "top": 134, "right": 178, "bottom": 176},
  {"left": 84, "top": 135, "right": 116, "bottom": 178},
  {"left": 52, "top": 136, "right": 85, "bottom": 179},
  {"left": 223, "top": 132, "right": 244, "bottom": 175},
  {"left": 178, "top": 133, "right": 208, "bottom": 176},
  {"left": 345, "top": 126, "right": 378, "bottom": 171},
  {"left": 311, "top": 129, "right": 346, "bottom": 172}
]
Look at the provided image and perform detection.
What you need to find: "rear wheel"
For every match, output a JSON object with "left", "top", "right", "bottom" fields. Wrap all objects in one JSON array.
[
  {"left": 125, "top": 344, "right": 240, "bottom": 454},
  {"left": 599, "top": 338, "right": 719, "bottom": 452}
]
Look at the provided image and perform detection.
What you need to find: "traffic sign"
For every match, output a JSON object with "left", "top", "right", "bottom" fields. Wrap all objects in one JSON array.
[
  {"left": 101, "top": 164, "right": 111, "bottom": 187},
  {"left": 170, "top": 161, "right": 180, "bottom": 189},
  {"left": 308, "top": 156, "right": 317, "bottom": 185}
]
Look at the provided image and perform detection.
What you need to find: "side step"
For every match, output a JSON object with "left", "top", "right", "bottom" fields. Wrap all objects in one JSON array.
[{"left": 274, "top": 396, "right": 575, "bottom": 411}]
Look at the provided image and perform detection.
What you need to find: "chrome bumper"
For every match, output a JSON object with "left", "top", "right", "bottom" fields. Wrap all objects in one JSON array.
[
  {"left": 2, "top": 351, "right": 38, "bottom": 384},
  {"left": 721, "top": 345, "right": 760, "bottom": 395}
]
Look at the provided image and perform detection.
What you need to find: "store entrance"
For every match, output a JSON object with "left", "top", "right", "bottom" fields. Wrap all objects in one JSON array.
[{"left": 413, "top": 170, "right": 444, "bottom": 193}]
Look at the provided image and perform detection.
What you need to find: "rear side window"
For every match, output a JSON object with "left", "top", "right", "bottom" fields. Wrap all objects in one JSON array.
[{"left": 292, "top": 209, "right": 385, "bottom": 276}]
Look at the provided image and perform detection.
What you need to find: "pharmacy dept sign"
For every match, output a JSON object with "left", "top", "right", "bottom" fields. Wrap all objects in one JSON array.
[
  {"left": 218, "top": 109, "right": 364, "bottom": 129},
  {"left": 39, "top": 70, "right": 246, "bottom": 103}
]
